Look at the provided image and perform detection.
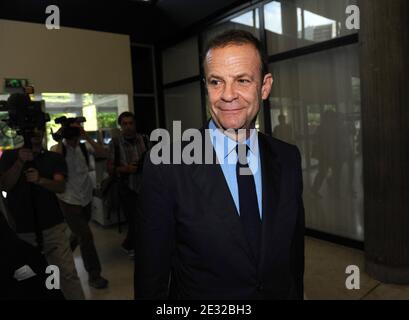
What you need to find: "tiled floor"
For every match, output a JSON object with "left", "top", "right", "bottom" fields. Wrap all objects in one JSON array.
[
  {"left": 73, "top": 222, "right": 134, "bottom": 300},
  {"left": 75, "top": 222, "right": 409, "bottom": 300}
]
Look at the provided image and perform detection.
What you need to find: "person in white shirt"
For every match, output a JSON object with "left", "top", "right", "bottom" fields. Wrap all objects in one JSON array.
[{"left": 51, "top": 118, "right": 109, "bottom": 289}]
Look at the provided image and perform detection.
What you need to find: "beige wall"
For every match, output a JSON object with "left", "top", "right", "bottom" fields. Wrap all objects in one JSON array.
[{"left": 0, "top": 19, "right": 134, "bottom": 110}]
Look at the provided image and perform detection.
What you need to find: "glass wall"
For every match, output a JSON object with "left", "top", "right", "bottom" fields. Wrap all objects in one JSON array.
[
  {"left": 264, "top": 0, "right": 358, "bottom": 55},
  {"left": 269, "top": 45, "right": 363, "bottom": 240},
  {"left": 203, "top": 8, "right": 260, "bottom": 46},
  {"left": 0, "top": 93, "right": 127, "bottom": 151},
  {"left": 164, "top": 82, "right": 203, "bottom": 132},
  {"left": 162, "top": 36, "right": 203, "bottom": 131},
  {"left": 162, "top": 37, "right": 200, "bottom": 85}
]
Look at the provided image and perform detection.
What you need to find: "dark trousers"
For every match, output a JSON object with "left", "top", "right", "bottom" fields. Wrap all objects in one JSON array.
[
  {"left": 119, "top": 184, "right": 139, "bottom": 251},
  {"left": 1, "top": 225, "right": 66, "bottom": 300},
  {"left": 58, "top": 200, "right": 102, "bottom": 279},
  {"left": 4, "top": 273, "right": 66, "bottom": 300}
]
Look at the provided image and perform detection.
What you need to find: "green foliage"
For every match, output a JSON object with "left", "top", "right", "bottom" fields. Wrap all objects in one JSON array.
[
  {"left": 97, "top": 112, "right": 117, "bottom": 129},
  {"left": 0, "top": 112, "right": 21, "bottom": 149}
]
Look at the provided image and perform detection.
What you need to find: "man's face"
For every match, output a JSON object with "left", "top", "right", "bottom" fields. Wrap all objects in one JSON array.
[
  {"left": 66, "top": 122, "right": 82, "bottom": 142},
  {"left": 120, "top": 116, "right": 136, "bottom": 137},
  {"left": 70, "top": 122, "right": 81, "bottom": 129},
  {"left": 30, "top": 127, "right": 45, "bottom": 146},
  {"left": 204, "top": 43, "right": 273, "bottom": 131}
]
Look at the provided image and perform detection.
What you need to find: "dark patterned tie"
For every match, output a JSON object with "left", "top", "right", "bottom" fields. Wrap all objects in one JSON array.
[{"left": 236, "top": 144, "right": 261, "bottom": 263}]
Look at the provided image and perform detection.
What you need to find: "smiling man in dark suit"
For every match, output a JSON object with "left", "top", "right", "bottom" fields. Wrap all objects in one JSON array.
[{"left": 135, "top": 30, "right": 305, "bottom": 300}]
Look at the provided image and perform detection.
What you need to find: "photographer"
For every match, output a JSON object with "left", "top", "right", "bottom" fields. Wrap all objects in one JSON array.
[
  {"left": 51, "top": 117, "right": 109, "bottom": 289},
  {"left": 0, "top": 96, "right": 85, "bottom": 300}
]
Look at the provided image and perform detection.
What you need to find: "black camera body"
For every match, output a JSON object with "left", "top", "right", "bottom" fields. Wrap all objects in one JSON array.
[
  {"left": 0, "top": 93, "right": 50, "bottom": 147},
  {"left": 52, "top": 116, "right": 86, "bottom": 141}
]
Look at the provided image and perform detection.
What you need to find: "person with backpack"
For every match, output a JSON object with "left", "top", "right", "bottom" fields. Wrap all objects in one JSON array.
[
  {"left": 107, "top": 112, "right": 149, "bottom": 258},
  {"left": 51, "top": 117, "right": 109, "bottom": 289}
]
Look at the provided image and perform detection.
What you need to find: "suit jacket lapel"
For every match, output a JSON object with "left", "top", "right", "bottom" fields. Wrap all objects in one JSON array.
[
  {"left": 258, "top": 133, "right": 282, "bottom": 273},
  {"left": 190, "top": 128, "right": 255, "bottom": 262}
]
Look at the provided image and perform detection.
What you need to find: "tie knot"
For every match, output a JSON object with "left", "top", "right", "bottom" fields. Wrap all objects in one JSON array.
[{"left": 236, "top": 144, "right": 249, "bottom": 167}]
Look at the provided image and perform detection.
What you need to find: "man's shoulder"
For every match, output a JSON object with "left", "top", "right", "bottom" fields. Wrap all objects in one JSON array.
[
  {"left": 258, "top": 132, "right": 302, "bottom": 172},
  {"left": 259, "top": 132, "right": 298, "bottom": 154}
]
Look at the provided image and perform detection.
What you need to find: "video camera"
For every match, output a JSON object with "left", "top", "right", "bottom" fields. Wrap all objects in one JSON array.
[
  {"left": 52, "top": 116, "right": 86, "bottom": 142},
  {"left": 0, "top": 92, "right": 50, "bottom": 147}
]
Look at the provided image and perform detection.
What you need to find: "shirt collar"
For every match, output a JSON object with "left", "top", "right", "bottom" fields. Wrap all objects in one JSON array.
[
  {"left": 63, "top": 140, "right": 78, "bottom": 151},
  {"left": 120, "top": 134, "right": 138, "bottom": 145},
  {"left": 209, "top": 119, "right": 258, "bottom": 159}
]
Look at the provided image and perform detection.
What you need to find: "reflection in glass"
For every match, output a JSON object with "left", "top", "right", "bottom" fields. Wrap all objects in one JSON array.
[
  {"left": 231, "top": 10, "right": 260, "bottom": 29},
  {"left": 264, "top": 1, "right": 283, "bottom": 35},
  {"left": 269, "top": 44, "right": 363, "bottom": 241},
  {"left": 264, "top": 0, "right": 358, "bottom": 55},
  {"left": 301, "top": 9, "right": 337, "bottom": 41},
  {"left": 203, "top": 8, "right": 260, "bottom": 47}
]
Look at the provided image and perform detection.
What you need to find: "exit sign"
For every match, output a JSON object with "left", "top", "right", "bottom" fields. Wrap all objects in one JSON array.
[{"left": 4, "top": 79, "right": 29, "bottom": 93}]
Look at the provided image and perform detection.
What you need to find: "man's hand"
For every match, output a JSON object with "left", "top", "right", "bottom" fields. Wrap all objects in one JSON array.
[
  {"left": 79, "top": 127, "right": 88, "bottom": 140},
  {"left": 80, "top": 127, "right": 108, "bottom": 159},
  {"left": 25, "top": 168, "right": 41, "bottom": 184},
  {"left": 51, "top": 128, "right": 64, "bottom": 143},
  {"left": 18, "top": 149, "right": 34, "bottom": 163},
  {"left": 0, "top": 149, "right": 34, "bottom": 192}
]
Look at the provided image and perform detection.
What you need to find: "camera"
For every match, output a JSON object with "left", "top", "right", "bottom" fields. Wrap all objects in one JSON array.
[
  {"left": 0, "top": 92, "right": 50, "bottom": 147},
  {"left": 52, "top": 116, "right": 87, "bottom": 141}
]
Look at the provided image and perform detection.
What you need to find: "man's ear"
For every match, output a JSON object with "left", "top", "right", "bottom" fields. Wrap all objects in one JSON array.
[{"left": 261, "top": 73, "right": 273, "bottom": 100}]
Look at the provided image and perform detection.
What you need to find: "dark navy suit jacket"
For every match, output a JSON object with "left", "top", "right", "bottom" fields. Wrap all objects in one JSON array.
[{"left": 135, "top": 128, "right": 305, "bottom": 300}]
